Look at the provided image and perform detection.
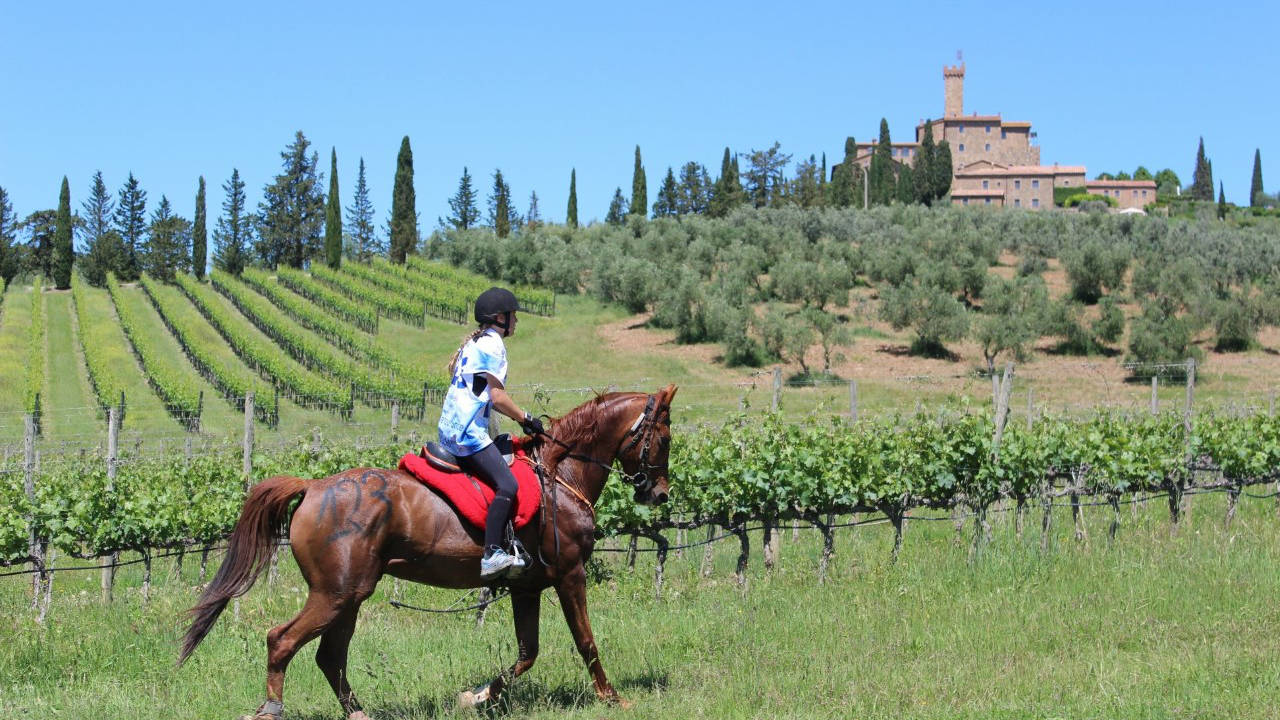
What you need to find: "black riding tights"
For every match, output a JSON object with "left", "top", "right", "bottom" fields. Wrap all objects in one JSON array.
[{"left": 457, "top": 442, "right": 519, "bottom": 551}]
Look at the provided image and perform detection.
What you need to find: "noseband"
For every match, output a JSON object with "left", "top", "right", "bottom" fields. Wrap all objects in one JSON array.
[{"left": 617, "top": 394, "right": 669, "bottom": 497}]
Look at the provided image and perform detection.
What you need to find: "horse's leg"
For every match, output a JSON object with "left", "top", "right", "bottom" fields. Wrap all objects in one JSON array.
[
  {"left": 554, "top": 566, "right": 628, "bottom": 707},
  {"left": 458, "top": 589, "right": 542, "bottom": 708},
  {"left": 315, "top": 603, "right": 373, "bottom": 720},
  {"left": 257, "top": 591, "right": 343, "bottom": 719}
]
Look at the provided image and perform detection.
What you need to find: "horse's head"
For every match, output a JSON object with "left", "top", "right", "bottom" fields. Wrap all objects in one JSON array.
[{"left": 616, "top": 384, "right": 677, "bottom": 507}]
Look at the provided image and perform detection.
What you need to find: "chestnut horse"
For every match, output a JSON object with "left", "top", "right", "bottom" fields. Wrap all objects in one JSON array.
[{"left": 179, "top": 386, "right": 676, "bottom": 719}]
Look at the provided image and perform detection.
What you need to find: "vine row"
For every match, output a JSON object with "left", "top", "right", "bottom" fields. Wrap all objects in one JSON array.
[
  {"left": 106, "top": 274, "right": 202, "bottom": 429},
  {"left": 404, "top": 255, "right": 555, "bottom": 316},
  {"left": 310, "top": 263, "right": 424, "bottom": 327},
  {"left": 274, "top": 266, "right": 378, "bottom": 333}
]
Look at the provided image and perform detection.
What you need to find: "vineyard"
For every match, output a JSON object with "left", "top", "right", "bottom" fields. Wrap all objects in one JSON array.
[
  {"left": 5, "top": 406, "right": 1278, "bottom": 598},
  {"left": 0, "top": 258, "right": 552, "bottom": 442}
]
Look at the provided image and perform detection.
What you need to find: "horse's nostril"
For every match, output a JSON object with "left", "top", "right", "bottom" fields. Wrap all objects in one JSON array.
[{"left": 654, "top": 491, "right": 669, "bottom": 505}]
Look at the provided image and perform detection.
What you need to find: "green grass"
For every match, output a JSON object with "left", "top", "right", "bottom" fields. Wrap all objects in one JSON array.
[
  {"left": 40, "top": 291, "right": 100, "bottom": 439},
  {"left": 2, "top": 493, "right": 1278, "bottom": 718},
  {"left": 0, "top": 283, "right": 34, "bottom": 440}
]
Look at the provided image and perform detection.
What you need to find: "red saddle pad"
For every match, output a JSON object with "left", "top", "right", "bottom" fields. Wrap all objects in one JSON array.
[{"left": 398, "top": 448, "right": 542, "bottom": 530}]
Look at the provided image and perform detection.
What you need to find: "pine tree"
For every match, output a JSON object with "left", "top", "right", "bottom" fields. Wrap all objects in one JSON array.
[
  {"left": 653, "top": 167, "right": 678, "bottom": 217},
  {"left": 868, "top": 118, "right": 894, "bottom": 206},
  {"left": 345, "top": 158, "right": 379, "bottom": 262},
  {"left": 323, "top": 149, "right": 342, "bottom": 269},
  {"left": 389, "top": 135, "right": 417, "bottom": 264},
  {"left": 932, "top": 140, "right": 953, "bottom": 201},
  {"left": 212, "top": 169, "right": 250, "bottom": 275},
  {"left": 24, "top": 210, "right": 57, "bottom": 280},
  {"left": 630, "top": 145, "right": 647, "bottom": 217},
  {"left": 258, "top": 131, "right": 325, "bottom": 268},
  {"left": 79, "top": 171, "right": 125, "bottom": 286},
  {"left": 709, "top": 148, "right": 746, "bottom": 217},
  {"left": 1250, "top": 149, "right": 1264, "bottom": 207},
  {"left": 192, "top": 176, "right": 208, "bottom": 278},
  {"left": 606, "top": 188, "right": 627, "bottom": 225},
  {"left": 914, "top": 123, "right": 937, "bottom": 205},
  {"left": 1218, "top": 182, "right": 1228, "bottom": 220},
  {"left": 489, "top": 168, "right": 512, "bottom": 238},
  {"left": 677, "top": 162, "right": 711, "bottom": 215},
  {"left": 144, "top": 196, "right": 191, "bottom": 282},
  {"left": 114, "top": 172, "right": 147, "bottom": 281},
  {"left": 52, "top": 177, "right": 74, "bottom": 289},
  {"left": 0, "top": 186, "right": 18, "bottom": 285},
  {"left": 792, "top": 155, "right": 822, "bottom": 208},
  {"left": 446, "top": 167, "right": 480, "bottom": 230},
  {"left": 526, "top": 191, "right": 542, "bottom": 229},
  {"left": 1191, "top": 137, "right": 1214, "bottom": 201},
  {"left": 566, "top": 169, "right": 578, "bottom": 228}
]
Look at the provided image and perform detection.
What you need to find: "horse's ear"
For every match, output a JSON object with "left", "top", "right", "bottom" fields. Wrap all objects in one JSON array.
[{"left": 660, "top": 383, "right": 678, "bottom": 404}]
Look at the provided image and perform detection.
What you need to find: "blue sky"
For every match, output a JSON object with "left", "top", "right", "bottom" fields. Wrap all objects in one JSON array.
[{"left": 2, "top": 1, "right": 1276, "bottom": 236}]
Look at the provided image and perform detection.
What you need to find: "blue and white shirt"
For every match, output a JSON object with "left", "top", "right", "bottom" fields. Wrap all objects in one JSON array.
[{"left": 438, "top": 329, "right": 508, "bottom": 456}]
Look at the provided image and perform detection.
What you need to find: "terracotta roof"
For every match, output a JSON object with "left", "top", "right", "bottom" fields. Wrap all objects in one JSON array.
[
  {"left": 1002, "top": 122, "right": 1032, "bottom": 128},
  {"left": 1086, "top": 179, "right": 1157, "bottom": 188}
]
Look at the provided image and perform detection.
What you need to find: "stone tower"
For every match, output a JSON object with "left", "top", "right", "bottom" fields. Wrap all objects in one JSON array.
[{"left": 943, "top": 63, "right": 965, "bottom": 118}]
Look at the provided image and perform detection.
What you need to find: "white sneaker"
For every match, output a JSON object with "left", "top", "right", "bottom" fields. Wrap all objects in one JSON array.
[{"left": 480, "top": 546, "right": 525, "bottom": 579}]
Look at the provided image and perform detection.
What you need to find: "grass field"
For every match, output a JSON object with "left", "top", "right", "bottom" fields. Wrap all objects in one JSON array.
[
  {"left": 3, "top": 492, "right": 1278, "bottom": 719},
  {"left": 40, "top": 292, "right": 100, "bottom": 438}
]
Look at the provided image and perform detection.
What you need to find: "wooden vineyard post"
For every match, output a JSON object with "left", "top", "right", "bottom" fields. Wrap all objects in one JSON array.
[
  {"left": 649, "top": 530, "right": 670, "bottom": 600},
  {"left": 734, "top": 522, "right": 750, "bottom": 589},
  {"left": 849, "top": 380, "right": 859, "bottom": 422},
  {"left": 1151, "top": 377, "right": 1159, "bottom": 416},
  {"left": 772, "top": 367, "right": 781, "bottom": 412},
  {"left": 762, "top": 515, "right": 779, "bottom": 571},
  {"left": 700, "top": 525, "right": 715, "bottom": 578},
  {"left": 1181, "top": 359, "right": 1196, "bottom": 528},
  {"left": 1026, "top": 387, "right": 1034, "bottom": 431},
  {"left": 25, "top": 413, "right": 47, "bottom": 613},
  {"left": 103, "top": 407, "right": 120, "bottom": 602},
  {"left": 242, "top": 391, "right": 255, "bottom": 492},
  {"left": 390, "top": 401, "right": 400, "bottom": 443}
]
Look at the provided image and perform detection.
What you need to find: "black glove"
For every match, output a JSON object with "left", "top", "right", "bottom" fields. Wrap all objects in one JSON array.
[{"left": 520, "top": 411, "right": 545, "bottom": 436}]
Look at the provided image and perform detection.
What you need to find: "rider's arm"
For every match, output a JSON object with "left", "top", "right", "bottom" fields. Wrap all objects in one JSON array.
[{"left": 482, "top": 373, "right": 530, "bottom": 424}]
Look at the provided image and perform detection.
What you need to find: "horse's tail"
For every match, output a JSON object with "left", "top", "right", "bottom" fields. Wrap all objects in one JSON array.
[{"left": 179, "top": 475, "right": 307, "bottom": 665}]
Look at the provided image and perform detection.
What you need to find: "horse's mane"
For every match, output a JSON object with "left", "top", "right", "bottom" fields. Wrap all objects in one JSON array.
[{"left": 534, "top": 392, "right": 636, "bottom": 470}]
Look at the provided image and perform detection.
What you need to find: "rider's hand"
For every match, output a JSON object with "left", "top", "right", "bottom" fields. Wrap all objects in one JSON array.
[{"left": 520, "top": 411, "right": 545, "bottom": 436}]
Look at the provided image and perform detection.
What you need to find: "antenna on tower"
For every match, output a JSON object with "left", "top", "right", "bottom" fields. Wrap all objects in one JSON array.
[{"left": 957, "top": 50, "right": 963, "bottom": 62}]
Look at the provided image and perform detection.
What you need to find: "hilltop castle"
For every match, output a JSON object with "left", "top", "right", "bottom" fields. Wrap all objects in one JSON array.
[{"left": 846, "top": 63, "right": 1154, "bottom": 211}]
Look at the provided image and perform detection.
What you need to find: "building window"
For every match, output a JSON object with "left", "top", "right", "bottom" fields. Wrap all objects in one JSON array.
[
  {"left": 1014, "top": 198, "right": 1021, "bottom": 207},
  {"left": 1133, "top": 190, "right": 1138, "bottom": 197},
  {"left": 1014, "top": 180, "right": 1021, "bottom": 190},
  {"left": 1032, "top": 198, "right": 1040, "bottom": 208},
  {"left": 985, "top": 125, "right": 991, "bottom": 134},
  {"left": 1001, "top": 130, "right": 1007, "bottom": 139},
  {"left": 982, "top": 180, "right": 989, "bottom": 189},
  {"left": 958, "top": 144, "right": 965, "bottom": 152},
  {"left": 985, "top": 143, "right": 991, "bottom": 151},
  {"left": 962, "top": 198, "right": 969, "bottom": 205},
  {"left": 1142, "top": 190, "right": 1148, "bottom": 197},
  {"left": 958, "top": 126, "right": 964, "bottom": 134},
  {"left": 984, "top": 198, "right": 991, "bottom": 205},
  {"left": 1032, "top": 180, "right": 1039, "bottom": 189}
]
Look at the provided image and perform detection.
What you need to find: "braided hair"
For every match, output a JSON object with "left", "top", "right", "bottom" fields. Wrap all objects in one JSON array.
[{"left": 447, "top": 326, "right": 491, "bottom": 377}]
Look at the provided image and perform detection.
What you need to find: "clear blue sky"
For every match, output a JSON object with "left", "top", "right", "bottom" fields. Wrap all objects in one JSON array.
[{"left": 2, "top": 1, "right": 1276, "bottom": 237}]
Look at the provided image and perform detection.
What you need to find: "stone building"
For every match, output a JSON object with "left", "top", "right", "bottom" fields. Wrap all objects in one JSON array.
[{"left": 842, "top": 63, "right": 1153, "bottom": 212}]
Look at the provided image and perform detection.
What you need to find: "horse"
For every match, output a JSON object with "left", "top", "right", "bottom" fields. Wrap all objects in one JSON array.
[{"left": 179, "top": 385, "right": 676, "bottom": 720}]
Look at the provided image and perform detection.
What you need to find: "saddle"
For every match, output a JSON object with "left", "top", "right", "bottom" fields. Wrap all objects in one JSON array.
[{"left": 398, "top": 435, "right": 541, "bottom": 531}]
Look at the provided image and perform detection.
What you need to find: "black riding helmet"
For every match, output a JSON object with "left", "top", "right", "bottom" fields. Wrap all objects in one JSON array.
[{"left": 474, "top": 287, "right": 524, "bottom": 326}]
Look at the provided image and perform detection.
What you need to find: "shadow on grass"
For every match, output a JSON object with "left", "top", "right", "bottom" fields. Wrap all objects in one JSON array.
[
  {"left": 293, "top": 671, "right": 668, "bottom": 719},
  {"left": 876, "top": 342, "right": 961, "bottom": 362}
]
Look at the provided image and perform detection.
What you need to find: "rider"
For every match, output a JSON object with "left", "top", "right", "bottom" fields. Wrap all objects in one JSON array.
[{"left": 439, "top": 287, "right": 546, "bottom": 579}]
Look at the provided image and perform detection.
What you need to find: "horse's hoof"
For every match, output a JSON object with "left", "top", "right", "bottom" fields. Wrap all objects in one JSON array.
[{"left": 457, "top": 685, "right": 491, "bottom": 709}]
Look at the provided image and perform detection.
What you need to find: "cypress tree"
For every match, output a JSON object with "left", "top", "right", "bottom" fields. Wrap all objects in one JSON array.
[
  {"left": 895, "top": 164, "right": 915, "bottom": 205},
  {"left": 1250, "top": 149, "right": 1264, "bottom": 207},
  {"left": 114, "top": 172, "right": 147, "bottom": 281},
  {"left": 446, "top": 167, "right": 480, "bottom": 230},
  {"left": 868, "top": 118, "right": 894, "bottom": 206},
  {"left": 819, "top": 152, "right": 828, "bottom": 199},
  {"left": 489, "top": 168, "right": 512, "bottom": 238},
  {"left": 653, "top": 167, "right": 678, "bottom": 217},
  {"left": 914, "top": 123, "right": 937, "bottom": 205},
  {"left": 192, "top": 176, "right": 207, "bottom": 278},
  {"left": 1191, "top": 137, "right": 1214, "bottom": 200},
  {"left": 606, "top": 188, "right": 627, "bottom": 225},
  {"left": 566, "top": 169, "right": 578, "bottom": 228},
  {"left": 1218, "top": 182, "right": 1228, "bottom": 220},
  {"left": 52, "top": 177, "right": 74, "bottom": 289},
  {"left": 932, "top": 140, "right": 953, "bottom": 202},
  {"left": 0, "top": 186, "right": 18, "bottom": 285},
  {"left": 709, "top": 147, "right": 745, "bottom": 217},
  {"left": 213, "top": 169, "right": 250, "bottom": 275},
  {"left": 345, "top": 159, "right": 380, "bottom": 261},
  {"left": 526, "top": 191, "right": 542, "bottom": 229},
  {"left": 389, "top": 136, "right": 417, "bottom": 263},
  {"left": 324, "top": 149, "right": 342, "bottom": 268},
  {"left": 630, "top": 145, "right": 647, "bottom": 216}
]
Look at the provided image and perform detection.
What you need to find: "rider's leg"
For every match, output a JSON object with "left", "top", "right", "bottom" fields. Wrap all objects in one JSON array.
[{"left": 458, "top": 443, "right": 521, "bottom": 566}]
